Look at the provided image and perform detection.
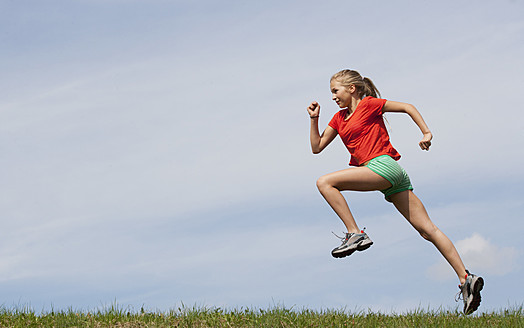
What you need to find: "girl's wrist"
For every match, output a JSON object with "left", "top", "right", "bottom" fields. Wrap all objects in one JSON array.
[{"left": 310, "top": 115, "right": 319, "bottom": 119}]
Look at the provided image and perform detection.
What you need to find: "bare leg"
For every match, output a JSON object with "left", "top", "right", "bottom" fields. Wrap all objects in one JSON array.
[
  {"left": 316, "top": 167, "right": 392, "bottom": 234},
  {"left": 389, "top": 190, "right": 467, "bottom": 284}
]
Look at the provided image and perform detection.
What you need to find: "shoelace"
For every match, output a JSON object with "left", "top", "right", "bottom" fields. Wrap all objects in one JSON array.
[
  {"left": 331, "top": 231, "right": 350, "bottom": 241},
  {"left": 331, "top": 227, "right": 367, "bottom": 241},
  {"left": 455, "top": 271, "right": 470, "bottom": 302},
  {"left": 455, "top": 286, "right": 464, "bottom": 302}
]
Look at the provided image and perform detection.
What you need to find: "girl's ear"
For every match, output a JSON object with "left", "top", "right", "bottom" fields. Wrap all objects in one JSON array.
[{"left": 347, "top": 84, "right": 357, "bottom": 94}]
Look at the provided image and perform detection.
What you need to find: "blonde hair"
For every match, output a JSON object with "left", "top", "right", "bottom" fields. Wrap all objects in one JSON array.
[{"left": 330, "top": 69, "right": 381, "bottom": 99}]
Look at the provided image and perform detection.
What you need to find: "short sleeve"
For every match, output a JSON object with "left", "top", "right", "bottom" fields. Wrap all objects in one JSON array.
[
  {"left": 366, "top": 97, "right": 387, "bottom": 117},
  {"left": 328, "top": 111, "right": 343, "bottom": 132}
]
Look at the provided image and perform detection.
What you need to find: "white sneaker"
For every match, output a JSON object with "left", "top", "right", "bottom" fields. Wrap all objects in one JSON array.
[
  {"left": 456, "top": 270, "right": 484, "bottom": 315},
  {"left": 331, "top": 230, "right": 373, "bottom": 258}
]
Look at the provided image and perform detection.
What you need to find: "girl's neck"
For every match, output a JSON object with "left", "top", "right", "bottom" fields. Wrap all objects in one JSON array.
[{"left": 347, "top": 97, "right": 362, "bottom": 113}]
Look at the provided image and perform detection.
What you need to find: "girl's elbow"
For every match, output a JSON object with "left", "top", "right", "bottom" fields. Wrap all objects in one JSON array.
[{"left": 405, "top": 103, "right": 418, "bottom": 113}]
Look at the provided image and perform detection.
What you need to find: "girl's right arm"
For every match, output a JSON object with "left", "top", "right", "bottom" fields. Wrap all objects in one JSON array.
[{"left": 307, "top": 101, "right": 338, "bottom": 154}]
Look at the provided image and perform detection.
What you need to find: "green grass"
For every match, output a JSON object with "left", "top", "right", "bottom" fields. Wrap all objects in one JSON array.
[{"left": 0, "top": 305, "right": 522, "bottom": 327}]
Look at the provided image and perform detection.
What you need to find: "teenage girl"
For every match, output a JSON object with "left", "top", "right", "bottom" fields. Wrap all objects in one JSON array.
[{"left": 307, "top": 69, "right": 483, "bottom": 314}]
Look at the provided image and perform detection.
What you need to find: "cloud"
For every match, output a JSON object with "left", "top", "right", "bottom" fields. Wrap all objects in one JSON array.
[{"left": 427, "top": 233, "right": 520, "bottom": 281}]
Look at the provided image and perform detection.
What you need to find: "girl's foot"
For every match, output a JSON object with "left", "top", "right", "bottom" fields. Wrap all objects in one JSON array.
[
  {"left": 456, "top": 270, "right": 484, "bottom": 315},
  {"left": 331, "top": 230, "right": 373, "bottom": 258}
]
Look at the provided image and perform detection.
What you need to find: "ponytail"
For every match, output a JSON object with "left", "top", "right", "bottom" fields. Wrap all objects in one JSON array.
[
  {"left": 331, "top": 69, "right": 381, "bottom": 99},
  {"left": 362, "top": 77, "right": 381, "bottom": 98}
]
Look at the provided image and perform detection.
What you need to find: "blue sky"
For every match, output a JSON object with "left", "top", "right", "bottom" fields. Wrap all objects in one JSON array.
[{"left": 1, "top": 0, "right": 523, "bottom": 314}]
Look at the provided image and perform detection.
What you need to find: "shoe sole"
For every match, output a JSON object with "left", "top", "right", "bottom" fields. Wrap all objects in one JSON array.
[
  {"left": 332, "top": 241, "right": 373, "bottom": 258},
  {"left": 464, "top": 276, "right": 484, "bottom": 315}
]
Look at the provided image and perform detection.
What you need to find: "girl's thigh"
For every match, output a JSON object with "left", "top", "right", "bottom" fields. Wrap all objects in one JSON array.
[{"left": 318, "top": 167, "right": 392, "bottom": 192}]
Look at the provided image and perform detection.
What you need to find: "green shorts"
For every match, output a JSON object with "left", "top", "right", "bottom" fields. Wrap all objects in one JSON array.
[{"left": 365, "top": 155, "right": 413, "bottom": 202}]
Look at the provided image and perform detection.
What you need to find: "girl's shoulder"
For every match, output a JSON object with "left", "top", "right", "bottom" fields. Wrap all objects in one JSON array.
[
  {"left": 332, "top": 109, "right": 348, "bottom": 119},
  {"left": 333, "top": 108, "right": 348, "bottom": 121},
  {"left": 361, "top": 96, "right": 386, "bottom": 105},
  {"left": 359, "top": 96, "right": 387, "bottom": 112},
  {"left": 338, "top": 108, "right": 349, "bottom": 115},
  {"left": 328, "top": 109, "right": 349, "bottom": 130}
]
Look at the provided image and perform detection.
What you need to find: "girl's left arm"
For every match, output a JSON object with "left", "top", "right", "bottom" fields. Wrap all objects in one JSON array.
[{"left": 383, "top": 100, "right": 433, "bottom": 151}]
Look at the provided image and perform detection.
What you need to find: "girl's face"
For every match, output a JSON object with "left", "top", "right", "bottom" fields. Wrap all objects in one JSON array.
[{"left": 330, "top": 79, "right": 354, "bottom": 109}]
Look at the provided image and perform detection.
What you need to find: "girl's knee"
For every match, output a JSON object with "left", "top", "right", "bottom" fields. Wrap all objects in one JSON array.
[
  {"left": 316, "top": 175, "right": 331, "bottom": 192},
  {"left": 419, "top": 225, "right": 439, "bottom": 241},
  {"left": 419, "top": 231, "right": 432, "bottom": 241}
]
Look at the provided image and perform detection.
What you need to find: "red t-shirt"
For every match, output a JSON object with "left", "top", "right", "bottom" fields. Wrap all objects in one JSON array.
[{"left": 328, "top": 96, "right": 401, "bottom": 166}]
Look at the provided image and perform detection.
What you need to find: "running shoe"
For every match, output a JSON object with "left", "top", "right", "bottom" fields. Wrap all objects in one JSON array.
[
  {"left": 455, "top": 270, "right": 484, "bottom": 315},
  {"left": 331, "top": 229, "right": 373, "bottom": 258}
]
